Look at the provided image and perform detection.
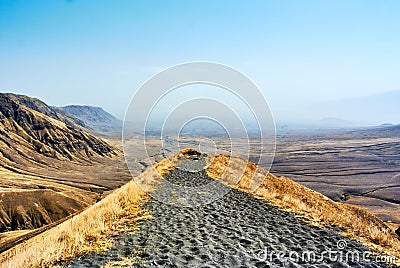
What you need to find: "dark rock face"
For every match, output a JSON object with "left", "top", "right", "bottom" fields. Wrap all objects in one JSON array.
[
  {"left": 0, "top": 93, "right": 117, "bottom": 162},
  {"left": 396, "top": 227, "right": 400, "bottom": 238}
]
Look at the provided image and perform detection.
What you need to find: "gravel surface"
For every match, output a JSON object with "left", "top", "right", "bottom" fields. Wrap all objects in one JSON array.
[{"left": 67, "top": 160, "right": 390, "bottom": 268}]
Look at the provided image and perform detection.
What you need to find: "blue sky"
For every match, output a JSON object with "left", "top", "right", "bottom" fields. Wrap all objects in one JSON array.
[{"left": 0, "top": 0, "right": 399, "bottom": 124}]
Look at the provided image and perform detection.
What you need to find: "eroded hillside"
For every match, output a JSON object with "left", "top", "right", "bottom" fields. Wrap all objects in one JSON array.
[{"left": 0, "top": 93, "right": 131, "bottom": 237}]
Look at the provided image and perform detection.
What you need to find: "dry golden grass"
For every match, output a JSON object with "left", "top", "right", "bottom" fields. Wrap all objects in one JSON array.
[
  {"left": 0, "top": 155, "right": 178, "bottom": 268},
  {"left": 0, "top": 177, "right": 151, "bottom": 267},
  {"left": 2, "top": 148, "right": 399, "bottom": 266},
  {"left": 155, "top": 157, "right": 176, "bottom": 177},
  {"left": 100, "top": 257, "right": 137, "bottom": 268},
  {"left": 206, "top": 154, "right": 400, "bottom": 261},
  {"left": 387, "top": 222, "right": 400, "bottom": 233},
  {"left": 0, "top": 230, "right": 32, "bottom": 244}
]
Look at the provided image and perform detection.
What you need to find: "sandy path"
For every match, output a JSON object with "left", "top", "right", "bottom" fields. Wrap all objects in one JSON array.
[{"left": 67, "top": 160, "right": 388, "bottom": 267}]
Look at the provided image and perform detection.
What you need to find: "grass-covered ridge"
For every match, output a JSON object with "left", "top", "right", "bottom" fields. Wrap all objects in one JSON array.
[
  {"left": 206, "top": 153, "right": 400, "bottom": 262},
  {"left": 2, "top": 149, "right": 399, "bottom": 267}
]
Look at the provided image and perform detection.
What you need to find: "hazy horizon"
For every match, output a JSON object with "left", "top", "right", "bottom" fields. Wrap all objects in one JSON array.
[
  {"left": 1, "top": 1, "right": 399, "bottom": 126},
  {"left": 2, "top": 89, "right": 398, "bottom": 128}
]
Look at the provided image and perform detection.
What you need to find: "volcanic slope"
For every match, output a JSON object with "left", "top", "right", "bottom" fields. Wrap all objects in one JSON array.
[
  {"left": 1, "top": 150, "right": 399, "bottom": 267},
  {"left": 0, "top": 93, "right": 130, "bottom": 238},
  {"left": 65, "top": 151, "right": 399, "bottom": 267}
]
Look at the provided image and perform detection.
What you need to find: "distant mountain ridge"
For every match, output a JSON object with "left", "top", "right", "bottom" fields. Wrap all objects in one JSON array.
[
  {"left": 59, "top": 105, "right": 122, "bottom": 136},
  {"left": 0, "top": 93, "right": 116, "bottom": 162},
  {"left": 314, "top": 91, "right": 400, "bottom": 125},
  {"left": 351, "top": 122, "right": 400, "bottom": 138},
  {"left": 319, "top": 117, "right": 358, "bottom": 127},
  {"left": 1, "top": 93, "right": 87, "bottom": 128}
]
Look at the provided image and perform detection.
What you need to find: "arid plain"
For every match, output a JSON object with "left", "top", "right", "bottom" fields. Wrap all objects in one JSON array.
[
  {"left": 142, "top": 126, "right": 400, "bottom": 226},
  {"left": 1, "top": 93, "right": 399, "bottom": 266}
]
